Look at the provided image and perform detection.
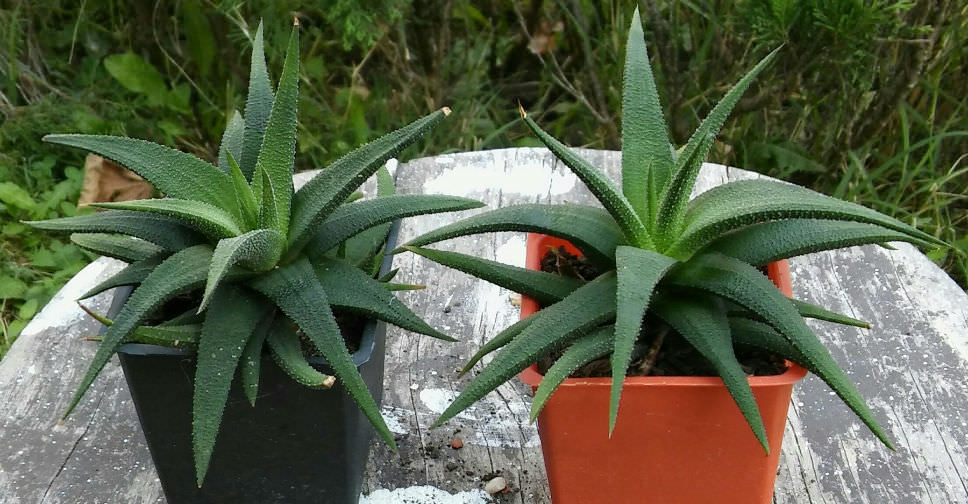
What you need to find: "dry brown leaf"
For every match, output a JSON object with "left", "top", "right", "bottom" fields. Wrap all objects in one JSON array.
[{"left": 78, "top": 154, "right": 154, "bottom": 207}]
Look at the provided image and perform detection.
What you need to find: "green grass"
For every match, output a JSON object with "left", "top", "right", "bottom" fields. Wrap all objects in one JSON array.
[{"left": 1, "top": 0, "right": 965, "bottom": 358}]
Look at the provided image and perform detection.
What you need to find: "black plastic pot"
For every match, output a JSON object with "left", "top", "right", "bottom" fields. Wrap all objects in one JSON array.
[{"left": 110, "top": 224, "right": 398, "bottom": 504}]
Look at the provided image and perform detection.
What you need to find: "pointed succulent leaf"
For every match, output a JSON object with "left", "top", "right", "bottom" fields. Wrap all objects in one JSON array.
[
  {"left": 344, "top": 229, "right": 389, "bottom": 276},
  {"left": 708, "top": 218, "right": 936, "bottom": 266},
  {"left": 314, "top": 257, "right": 453, "bottom": 341},
  {"left": 459, "top": 313, "right": 540, "bottom": 377},
  {"left": 403, "top": 246, "right": 583, "bottom": 306},
  {"left": 256, "top": 165, "right": 279, "bottom": 230},
  {"left": 42, "top": 135, "right": 237, "bottom": 210},
  {"left": 248, "top": 258, "right": 396, "bottom": 449},
  {"left": 668, "top": 179, "right": 945, "bottom": 259},
  {"left": 728, "top": 316, "right": 894, "bottom": 448},
  {"left": 193, "top": 287, "right": 271, "bottom": 486},
  {"left": 288, "top": 108, "right": 450, "bottom": 250},
  {"left": 199, "top": 229, "right": 284, "bottom": 312},
  {"left": 521, "top": 110, "right": 652, "bottom": 248},
  {"left": 378, "top": 268, "right": 400, "bottom": 283},
  {"left": 217, "top": 111, "right": 245, "bottom": 174},
  {"left": 266, "top": 323, "right": 336, "bottom": 388},
  {"left": 81, "top": 325, "right": 200, "bottom": 348},
  {"left": 80, "top": 252, "right": 253, "bottom": 301},
  {"left": 376, "top": 164, "right": 394, "bottom": 195},
  {"left": 399, "top": 204, "right": 625, "bottom": 269},
  {"left": 227, "top": 152, "right": 259, "bottom": 228},
  {"left": 77, "top": 302, "right": 199, "bottom": 348},
  {"left": 610, "top": 246, "right": 677, "bottom": 434},
  {"left": 128, "top": 324, "right": 199, "bottom": 347},
  {"left": 384, "top": 283, "right": 424, "bottom": 291},
  {"left": 91, "top": 199, "right": 243, "bottom": 240},
  {"left": 63, "top": 245, "right": 214, "bottom": 419},
  {"left": 666, "top": 252, "right": 894, "bottom": 448},
  {"left": 334, "top": 165, "right": 395, "bottom": 268},
  {"left": 161, "top": 307, "right": 205, "bottom": 326},
  {"left": 249, "top": 22, "right": 299, "bottom": 234},
  {"left": 306, "top": 195, "right": 483, "bottom": 260},
  {"left": 621, "top": 7, "right": 675, "bottom": 221},
  {"left": 240, "top": 21, "right": 273, "bottom": 179},
  {"left": 344, "top": 191, "right": 364, "bottom": 204},
  {"left": 26, "top": 210, "right": 204, "bottom": 250},
  {"left": 128, "top": 324, "right": 199, "bottom": 348},
  {"left": 241, "top": 310, "right": 275, "bottom": 406},
  {"left": 652, "top": 294, "right": 769, "bottom": 451},
  {"left": 652, "top": 136, "right": 707, "bottom": 246},
  {"left": 530, "top": 326, "right": 614, "bottom": 421},
  {"left": 728, "top": 317, "right": 806, "bottom": 361},
  {"left": 79, "top": 254, "right": 164, "bottom": 299},
  {"left": 791, "top": 299, "right": 871, "bottom": 329},
  {"left": 70, "top": 233, "right": 163, "bottom": 262},
  {"left": 434, "top": 272, "right": 618, "bottom": 427},
  {"left": 655, "top": 47, "right": 780, "bottom": 240}
]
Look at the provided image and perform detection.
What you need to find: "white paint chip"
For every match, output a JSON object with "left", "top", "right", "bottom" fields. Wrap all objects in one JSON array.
[
  {"left": 380, "top": 406, "right": 410, "bottom": 435},
  {"left": 360, "top": 486, "right": 491, "bottom": 504},
  {"left": 419, "top": 388, "right": 459, "bottom": 415}
]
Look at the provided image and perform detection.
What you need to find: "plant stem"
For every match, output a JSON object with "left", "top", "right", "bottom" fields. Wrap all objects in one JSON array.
[{"left": 637, "top": 325, "right": 667, "bottom": 375}]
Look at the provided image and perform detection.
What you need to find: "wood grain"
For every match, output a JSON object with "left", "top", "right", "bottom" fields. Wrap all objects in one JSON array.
[{"left": 1, "top": 149, "right": 965, "bottom": 503}]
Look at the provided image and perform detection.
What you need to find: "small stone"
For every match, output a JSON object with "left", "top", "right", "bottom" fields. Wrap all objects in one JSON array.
[
  {"left": 509, "top": 293, "right": 522, "bottom": 307},
  {"left": 484, "top": 476, "right": 507, "bottom": 495},
  {"left": 445, "top": 461, "right": 459, "bottom": 471},
  {"left": 465, "top": 470, "right": 475, "bottom": 476},
  {"left": 443, "top": 305, "right": 452, "bottom": 313},
  {"left": 450, "top": 438, "right": 463, "bottom": 449}
]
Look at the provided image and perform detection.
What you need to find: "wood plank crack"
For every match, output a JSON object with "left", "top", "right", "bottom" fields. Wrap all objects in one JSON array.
[{"left": 42, "top": 391, "right": 105, "bottom": 504}]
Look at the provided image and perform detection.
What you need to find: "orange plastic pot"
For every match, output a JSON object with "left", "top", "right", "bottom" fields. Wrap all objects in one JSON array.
[{"left": 519, "top": 234, "right": 807, "bottom": 504}]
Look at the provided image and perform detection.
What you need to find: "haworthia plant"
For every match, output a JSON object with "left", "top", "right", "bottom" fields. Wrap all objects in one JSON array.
[
  {"left": 29, "top": 19, "right": 480, "bottom": 487},
  {"left": 402, "top": 7, "right": 945, "bottom": 449}
]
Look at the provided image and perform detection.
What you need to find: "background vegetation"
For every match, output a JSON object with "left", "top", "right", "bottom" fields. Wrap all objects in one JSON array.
[{"left": 1, "top": 0, "right": 965, "bottom": 358}]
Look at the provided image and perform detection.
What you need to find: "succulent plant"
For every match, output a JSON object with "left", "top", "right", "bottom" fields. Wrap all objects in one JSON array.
[
  {"left": 28, "top": 20, "right": 481, "bottom": 485},
  {"left": 400, "top": 8, "right": 945, "bottom": 450}
]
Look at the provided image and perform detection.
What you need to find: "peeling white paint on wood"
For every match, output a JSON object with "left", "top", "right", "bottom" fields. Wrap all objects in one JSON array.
[
  {"left": 1, "top": 149, "right": 966, "bottom": 503},
  {"left": 422, "top": 149, "right": 577, "bottom": 197},
  {"left": 360, "top": 485, "right": 491, "bottom": 504}
]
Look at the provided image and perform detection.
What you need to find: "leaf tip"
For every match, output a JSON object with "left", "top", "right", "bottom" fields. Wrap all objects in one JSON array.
[
  {"left": 517, "top": 102, "right": 527, "bottom": 119},
  {"left": 441, "top": 106, "right": 452, "bottom": 117},
  {"left": 292, "top": 16, "right": 300, "bottom": 27}
]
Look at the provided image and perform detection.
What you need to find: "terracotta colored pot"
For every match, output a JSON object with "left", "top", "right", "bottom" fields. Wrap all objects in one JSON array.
[{"left": 518, "top": 234, "right": 807, "bottom": 504}]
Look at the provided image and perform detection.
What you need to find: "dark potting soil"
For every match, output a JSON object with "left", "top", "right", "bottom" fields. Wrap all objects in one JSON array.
[
  {"left": 143, "top": 291, "right": 365, "bottom": 354},
  {"left": 537, "top": 247, "right": 787, "bottom": 378}
]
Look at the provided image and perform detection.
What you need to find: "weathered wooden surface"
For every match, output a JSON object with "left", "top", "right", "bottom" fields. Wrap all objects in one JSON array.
[{"left": 1, "top": 148, "right": 966, "bottom": 503}]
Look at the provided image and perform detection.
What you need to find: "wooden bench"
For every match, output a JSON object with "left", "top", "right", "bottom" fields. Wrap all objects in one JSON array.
[{"left": 2, "top": 148, "right": 966, "bottom": 503}]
